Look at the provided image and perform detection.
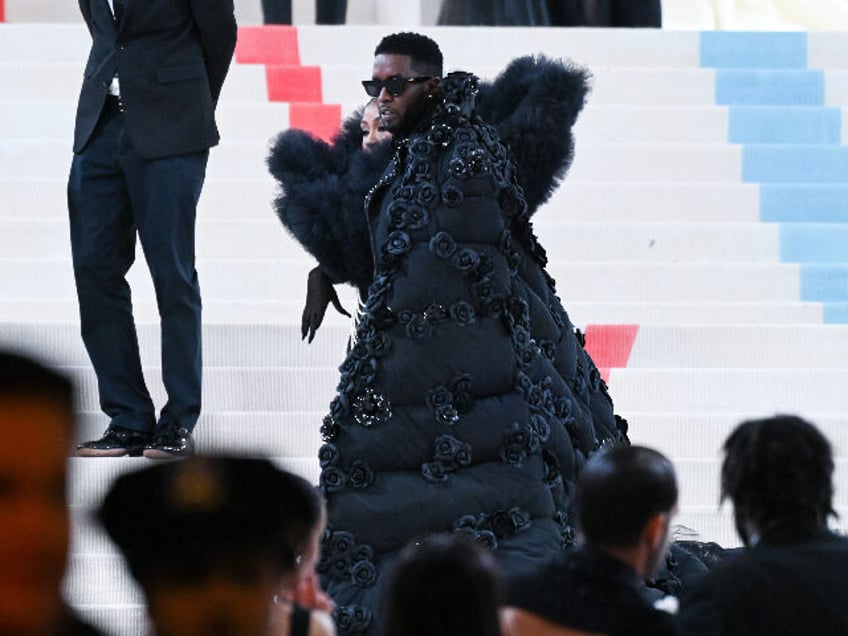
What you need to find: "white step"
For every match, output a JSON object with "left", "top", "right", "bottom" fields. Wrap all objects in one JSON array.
[
  {"left": 626, "top": 412, "right": 848, "bottom": 460},
  {"left": 0, "top": 178, "right": 763, "bottom": 224},
  {"left": 0, "top": 99, "right": 733, "bottom": 145},
  {"left": 45, "top": 365, "right": 848, "bottom": 425},
  {"left": 0, "top": 140, "right": 748, "bottom": 182},
  {"left": 565, "top": 301, "right": 824, "bottom": 326},
  {"left": 0, "top": 99, "right": 294, "bottom": 142},
  {"left": 609, "top": 368, "right": 848, "bottom": 413},
  {"left": 6, "top": 321, "right": 846, "bottom": 374},
  {"left": 0, "top": 259, "right": 802, "bottom": 302},
  {"left": 297, "top": 26, "right": 702, "bottom": 70},
  {"left": 0, "top": 217, "right": 784, "bottom": 263},
  {"left": 0, "top": 298, "right": 824, "bottom": 327},
  {"left": 627, "top": 324, "right": 848, "bottom": 368},
  {"left": 0, "top": 178, "right": 278, "bottom": 220},
  {"left": 0, "top": 61, "right": 270, "bottom": 103},
  {"left": 0, "top": 218, "right": 299, "bottom": 260},
  {"left": 0, "top": 322, "right": 350, "bottom": 368},
  {"left": 548, "top": 182, "right": 760, "bottom": 223},
  {"left": 60, "top": 366, "right": 339, "bottom": 413}
]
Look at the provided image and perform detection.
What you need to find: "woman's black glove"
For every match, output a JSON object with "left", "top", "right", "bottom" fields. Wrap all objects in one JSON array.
[{"left": 301, "top": 266, "right": 351, "bottom": 343}]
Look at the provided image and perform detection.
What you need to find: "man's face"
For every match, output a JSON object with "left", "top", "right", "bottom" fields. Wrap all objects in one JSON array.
[
  {"left": 371, "top": 53, "right": 435, "bottom": 137},
  {"left": 0, "top": 397, "right": 71, "bottom": 633}
]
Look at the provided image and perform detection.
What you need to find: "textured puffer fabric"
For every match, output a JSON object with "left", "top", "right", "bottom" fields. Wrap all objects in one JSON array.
[{"left": 315, "top": 71, "right": 624, "bottom": 635}]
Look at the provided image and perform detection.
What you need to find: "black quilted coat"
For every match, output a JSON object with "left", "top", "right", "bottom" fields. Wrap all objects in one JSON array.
[{"left": 268, "top": 57, "right": 627, "bottom": 635}]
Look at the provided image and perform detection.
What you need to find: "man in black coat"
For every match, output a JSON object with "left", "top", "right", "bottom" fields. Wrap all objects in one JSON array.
[
  {"left": 505, "top": 445, "right": 678, "bottom": 636},
  {"left": 677, "top": 415, "right": 848, "bottom": 635},
  {"left": 69, "top": 0, "right": 237, "bottom": 458}
]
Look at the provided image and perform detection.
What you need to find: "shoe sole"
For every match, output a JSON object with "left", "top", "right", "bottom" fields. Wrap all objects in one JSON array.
[
  {"left": 77, "top": 446, "right": 146, "bottom": 458},
  {"left": 143, "top": 448, "right": 191, "bottom": 460}
]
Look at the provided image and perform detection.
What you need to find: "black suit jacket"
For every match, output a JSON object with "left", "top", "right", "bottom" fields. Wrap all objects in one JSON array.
[
  {"left": 507, "top": 546, "right": 676, "bottom": 636},
  {"left": 73, "top": 0, "right": 237, "bottom": 159},
  {"left": 677, "top": 527, "right": 848, "bottom": 635}
]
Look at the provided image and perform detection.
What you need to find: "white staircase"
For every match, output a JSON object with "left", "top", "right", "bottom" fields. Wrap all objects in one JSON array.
[{"left": 1, "top": 23, "right": 847, "bottom": 635}]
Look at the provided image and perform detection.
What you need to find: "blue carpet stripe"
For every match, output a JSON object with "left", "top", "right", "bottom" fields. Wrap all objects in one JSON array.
[
  {"left": 801, "top": 265, "right": 848, "bottom": 302},
  {"left": 700, "top": 31, "right": 808, "bottom": 68},
  {"left": 701, "top": 32, "right": 847, "bottom": 321},
  {"left": 760, "top": 185, "right": 848, "bottom": 223},
  {"left": 823, "top": 303, "right": 848, "bottom": 323},
  {"left": 729, "top": 107, "right": 840, "bottom": 144},
  {"left": 715, "top": 70, "right": 825, "bottom": 106},
  {"left": 780, "top": 225, "right": 848, "bottom": 262},
  {"left": 743, "top": 146, "right": 848, "bottom": 184}
]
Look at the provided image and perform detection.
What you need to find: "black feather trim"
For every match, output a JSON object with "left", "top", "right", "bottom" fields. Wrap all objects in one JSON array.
[
  {"left": 477, "top": 55, "right": 590, "bottom": 215},
  {"left": 266, "top": 108, "right": 391, "bottom": 291}
]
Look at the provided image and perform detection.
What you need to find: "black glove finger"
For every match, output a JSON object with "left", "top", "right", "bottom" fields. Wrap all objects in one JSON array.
[{"left": 330, "top": 292, "right": 352, "bottom": 318}]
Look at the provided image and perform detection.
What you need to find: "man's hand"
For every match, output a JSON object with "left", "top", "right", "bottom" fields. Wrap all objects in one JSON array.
[{"left": 301, "top": 267, "right": 351, "bottom": 343}]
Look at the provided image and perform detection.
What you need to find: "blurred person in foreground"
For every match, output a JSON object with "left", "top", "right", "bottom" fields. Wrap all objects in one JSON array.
[
  {"left": 677, "top": 414, "right": 848, "bottom": 635},
  {"left": 381, "top": 533, "right": 503, "bottom": 636},
  {"left": 505, "top": 445, "right": 678, "bottom": 636},
  {"left": 0, "top": 350, "right": 104, "bottom": 635},
  {"left": 98, "top": 456, "right": 323, "bottom": 636}
]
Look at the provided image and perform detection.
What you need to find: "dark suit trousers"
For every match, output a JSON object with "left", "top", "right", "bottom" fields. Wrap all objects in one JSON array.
[
  {"left": 68, "top": 98, "right": 206, "bottom": 433},
  {"left": 261, "top": 0, "right": 347, "bottom": 24}
]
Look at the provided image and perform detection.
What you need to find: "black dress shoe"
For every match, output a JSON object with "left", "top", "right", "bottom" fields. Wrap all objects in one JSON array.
[
  {"left": 77, "top": 426, "right": 152, "bottom": 457},
  {"left": 143, "top": 424, "right": 195, "bottom": 459}
]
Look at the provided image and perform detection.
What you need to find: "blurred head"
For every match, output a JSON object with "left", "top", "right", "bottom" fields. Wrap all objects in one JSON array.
[
  {"left": 382, "top": 533, "right": 502, "bottom": 636},
  {"left": 361, "top": 99, "right": 392, "bottom": 151},
  {"left": 98, "top": 457, "right": 303, "bottom": 636},
  {"left": 577, "top": 445, "right": 678, "bottom": 577},
  {"left": 722, "top": 414, "right": 835, "bottom": 546},
  {"left": 0, "top": 351, "right": 75, "bottom": 635},
  {"left": 273, "top": 471, "right": 325, "bottom": 589},
  {"left": 366, "top": 32, "right": 442, "bottom": 137}
]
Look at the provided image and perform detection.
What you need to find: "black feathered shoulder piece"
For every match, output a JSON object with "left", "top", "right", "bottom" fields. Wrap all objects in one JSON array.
[
  {"left": 266, "top": 108, "right": 392, "bottom": 291},
  {"left": 476, "top": 55, "right": 591, "bottom": 215}
]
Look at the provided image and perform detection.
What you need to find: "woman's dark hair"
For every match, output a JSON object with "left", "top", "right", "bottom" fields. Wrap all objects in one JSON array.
[
  {"left": 722, "top": 414, "right": 836, "bottom": 534},
  {"left": 374, "top": 32, "right": 443, "bottom": 78},
  {"left": 381, "top": 533, "right": 502, "bottom": 636},
  {"left": 577, "top": 445, "right": 678, "bottom": 548}
]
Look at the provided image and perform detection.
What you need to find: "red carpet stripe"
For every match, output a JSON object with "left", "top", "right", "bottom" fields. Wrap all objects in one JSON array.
[
  {"left": 234, "top": 26, "right": 342, "bottom": 141},
  {"left": 235, "top": 25, "right": 300, "bottom": 65},
  {"left": 584, "top": 324, "right": 639, "bottom": 383},
  {"left": 289, "top": 103, "right": 342, "bottom": 142},
  {"left": 266, "top": 65, "right": 323, "bottom": 102}
]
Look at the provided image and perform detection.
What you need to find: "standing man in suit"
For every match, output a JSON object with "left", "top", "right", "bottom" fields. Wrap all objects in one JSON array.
[
  {"left": 69, "top": 0, "right": 237, "bottom": 458},
  {"left": 677, "top": 414, "right": 848, "bottom": 635}
]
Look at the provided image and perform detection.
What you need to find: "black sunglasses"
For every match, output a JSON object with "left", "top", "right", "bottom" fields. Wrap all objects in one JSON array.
[{"left": 362, "top": 75, "right": 432, "bottom": 97}]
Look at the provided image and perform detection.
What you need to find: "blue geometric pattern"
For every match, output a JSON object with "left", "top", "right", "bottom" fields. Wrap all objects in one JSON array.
[{"left": 702, "top": 32, "right": 848, "bottom": 322}]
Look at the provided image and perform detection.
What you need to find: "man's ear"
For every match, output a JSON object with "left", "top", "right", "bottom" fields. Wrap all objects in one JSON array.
[
  {"left": 643, "top": 512, "right": 669, "bottom": 550},
  {"left": 427, "top": 77, "right": 441, "bottom": 96}
]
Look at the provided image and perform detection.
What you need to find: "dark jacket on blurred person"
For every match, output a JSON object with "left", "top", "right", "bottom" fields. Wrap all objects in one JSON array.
[{"left": 677, "top": 525, "right": 848, "bottom": 635}]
